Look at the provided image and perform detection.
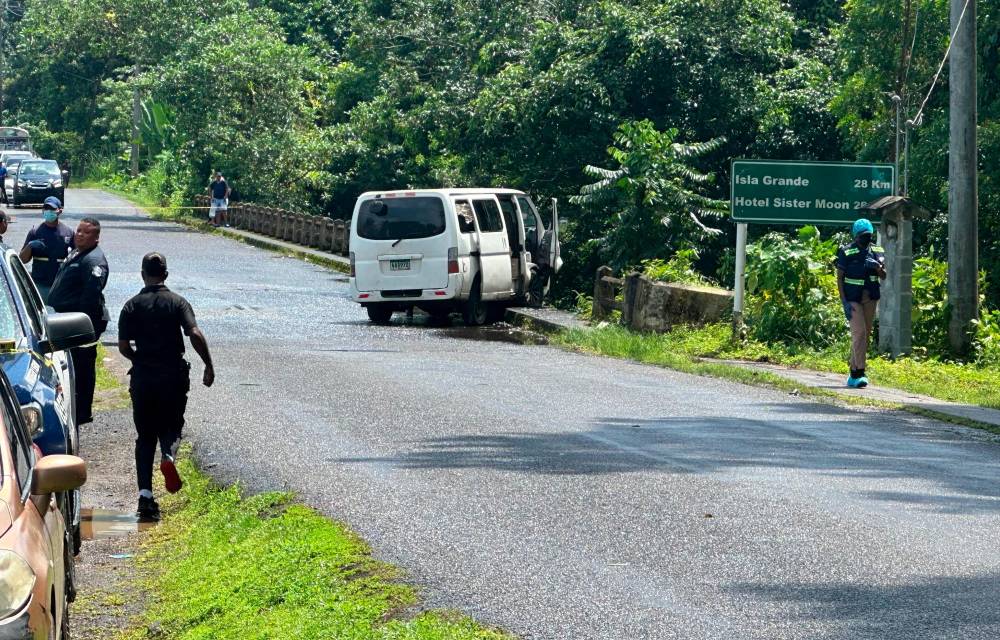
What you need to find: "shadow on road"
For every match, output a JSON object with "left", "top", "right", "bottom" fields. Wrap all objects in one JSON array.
[{"left": 335, "top": 413, "right": 1000, "bottom": 514}]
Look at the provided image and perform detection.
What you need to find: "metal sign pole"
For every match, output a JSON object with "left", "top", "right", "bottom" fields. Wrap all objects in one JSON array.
[{"left": 732, "top": 223, "right": 748, "bottom": 336}]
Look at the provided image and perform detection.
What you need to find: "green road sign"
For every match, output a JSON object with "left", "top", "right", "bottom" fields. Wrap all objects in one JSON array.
[{"left": 731, "top": 160, "right": 895, "bottom": 225}]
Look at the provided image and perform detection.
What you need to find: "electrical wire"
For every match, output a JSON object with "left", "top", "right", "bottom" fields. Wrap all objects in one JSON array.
[{"left": 910, "top": 0, "right": 971, "bottom": 127}]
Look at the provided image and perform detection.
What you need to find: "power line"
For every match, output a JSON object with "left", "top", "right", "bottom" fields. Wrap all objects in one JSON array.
[{"left": 909, "top": 0, "right": 971, "bottom": 128}]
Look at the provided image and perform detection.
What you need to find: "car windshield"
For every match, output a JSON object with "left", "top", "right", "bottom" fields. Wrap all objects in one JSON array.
[
  {"left": 357, "top": 197, "right": 446, "bottom": 240},
  {"left": 0, "top": 274, "right": 24, "bottom": 343},
  {"left": 18, "top": 161, "right": 59, "bottom": 177}
]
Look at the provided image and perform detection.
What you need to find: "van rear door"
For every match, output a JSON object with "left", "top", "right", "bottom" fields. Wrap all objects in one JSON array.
[
  {"left": 469, "top": 197, "right": 513, "bottom": 299},
  {"left": 353, "top": 195, "right": 451, "bottom": 292}
]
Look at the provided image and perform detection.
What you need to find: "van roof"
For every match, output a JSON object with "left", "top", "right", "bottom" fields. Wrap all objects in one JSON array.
[{"left": 359, "top": 188, "right": 527, "bottom": 198}]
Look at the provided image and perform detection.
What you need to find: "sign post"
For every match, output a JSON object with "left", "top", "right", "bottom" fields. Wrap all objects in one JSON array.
[{"left": 730, "top": 160, "right": 896, "bottom": 336}]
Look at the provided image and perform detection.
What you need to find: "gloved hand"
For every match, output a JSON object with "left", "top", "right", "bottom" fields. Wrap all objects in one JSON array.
[
  {"left": 842, "top": 299, "right": 853, "bottom": 321},
  {"left": 865, "top": 256, "right": 883, "bottom": 271},
  {"left": 26, "top": 239, "right": 45, "bottom": 252}
]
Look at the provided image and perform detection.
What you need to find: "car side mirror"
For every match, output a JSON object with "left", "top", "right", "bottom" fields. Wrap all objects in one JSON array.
[
  {"left": 40, "top": 312, "right": 94, "bottom": 354},
  {"left": 31, "top": 455, "right": 87, "bottom": 495}
]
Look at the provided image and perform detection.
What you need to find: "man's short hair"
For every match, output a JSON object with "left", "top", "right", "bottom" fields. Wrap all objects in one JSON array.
[
  {"left": 142, "top": 252, "right": 168, "bottom": 278},
  {"left": 80, "top": 217, "right": 101, "bottom": 233}
]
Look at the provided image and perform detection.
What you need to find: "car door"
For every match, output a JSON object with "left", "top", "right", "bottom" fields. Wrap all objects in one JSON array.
[{"left": 470, "top": 197, "right": 513, "bottom": 299}]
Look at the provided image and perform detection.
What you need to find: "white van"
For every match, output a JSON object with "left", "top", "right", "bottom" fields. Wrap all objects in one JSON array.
[{"left": 349, "top": 188, "right": 561, "bottom": 325}]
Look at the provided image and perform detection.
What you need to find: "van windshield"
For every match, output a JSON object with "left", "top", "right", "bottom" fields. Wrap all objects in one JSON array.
[{"left": 357, "top": 197, "right": 446, "bottom": 241}]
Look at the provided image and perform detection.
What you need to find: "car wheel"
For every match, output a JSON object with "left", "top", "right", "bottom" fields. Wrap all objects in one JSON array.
[
  {"left": 60, "top": 598, "right": 70, "bottom": 640},
  {"left": 462, "top": 278, "right": 488, "bottom": 326},
  {"left": 64, "top": 524, "right": 77, "bottom": 604},
  {"left": 366, "top": 304, "right": 393, "bottom": 325}
]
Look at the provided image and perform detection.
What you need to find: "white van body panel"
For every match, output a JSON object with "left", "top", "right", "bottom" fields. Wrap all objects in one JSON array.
[{"left": 348, "top": 188, "right": 558, "bottom": 312}]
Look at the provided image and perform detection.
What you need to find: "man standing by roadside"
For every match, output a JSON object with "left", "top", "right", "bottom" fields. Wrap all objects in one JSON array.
[
  {"left": 20, "top": 196, "right": 74, "bottom": 301},
  {"left": 118, "top": 253, "right": 215, "bottom": 520},
  {"left": 0, "top": 162, "right": 9, "bottom": 206},
  {"left": 208, "top": 172, "right": 231, "bottom": 228},
  {"left": 47, "top": 217, "right": 109, "bottom": 425},
  {"left": 835, "top": 218, "right": 886, "bottom": 389}
]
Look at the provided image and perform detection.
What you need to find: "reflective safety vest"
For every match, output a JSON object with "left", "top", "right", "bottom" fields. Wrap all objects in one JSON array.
[{"left": 835, "top": 241, "right": 884, "bottom": 302}]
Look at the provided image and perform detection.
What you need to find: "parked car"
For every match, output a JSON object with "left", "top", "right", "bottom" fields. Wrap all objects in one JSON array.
[
  {"left": 0, "top": 151, "right": 35, "bottom": 167},
  {"left": 11, "top": 160, "right": 67, "bottom": 208},
  {"left": 0, "top": 365, "right": 87, "bottom": 639},
  {"left": 349, "top": 188, "right": 562, "bottom": 325},
  {"left": 0, "top": 245, "right": 95, "bottom": 553}
]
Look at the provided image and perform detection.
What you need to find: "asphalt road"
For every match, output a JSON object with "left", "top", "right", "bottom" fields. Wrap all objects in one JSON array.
[{"left": 17, "top": 189, "right": 1000, "bottom": 639}]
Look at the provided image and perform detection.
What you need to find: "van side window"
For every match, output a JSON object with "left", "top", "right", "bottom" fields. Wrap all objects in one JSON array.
[
  {"left": 455, "top": 200, "right": 476, "bottom": 234},
  {"left": 517, "top": 197, "right": 541, "bottom": 253},
  {"left": 472, "top": 200, "right": 504, "bottom": 233}
]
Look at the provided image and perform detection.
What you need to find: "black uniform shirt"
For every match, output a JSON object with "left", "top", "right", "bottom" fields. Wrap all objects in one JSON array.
[
  {"left": 48, "top": 245, "right": 110, "bottom": 335},
  {"left": 118, "top": 284, "right": 197, "bottom": 372},
  {"left": 23, "top": 222, "right": 75, "bottom": 286}
]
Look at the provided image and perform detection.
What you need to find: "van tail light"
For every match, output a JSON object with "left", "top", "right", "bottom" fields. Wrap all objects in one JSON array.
[
  {"left": 447, "top": 247, "right": 459, "bottom": 274},
  {"left": 349, "top": 251, "right": 356, "bottom": 277}
]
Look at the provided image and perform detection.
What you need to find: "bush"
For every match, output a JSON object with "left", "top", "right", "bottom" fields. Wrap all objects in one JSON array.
[
  {"left": 642, "top": 249, "right": 716, "bottom": 286},
  {"left": 744, "top": 226, "right": 844, "bottom": 348}
]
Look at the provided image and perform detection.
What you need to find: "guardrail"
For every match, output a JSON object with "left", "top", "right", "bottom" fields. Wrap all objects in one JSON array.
[
  {"left": 593, "top": 266, "right": 733, "bottom": 331},
  {"left": 194, "top": 196, "right": 350, "bottom": 256}
]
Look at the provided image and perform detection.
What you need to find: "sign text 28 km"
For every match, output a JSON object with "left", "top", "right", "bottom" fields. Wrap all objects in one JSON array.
[{"left": 731, "top": 160, "right": 895, "bottom": 225}]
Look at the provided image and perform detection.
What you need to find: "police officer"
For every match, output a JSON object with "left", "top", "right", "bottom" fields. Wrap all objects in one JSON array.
[
  {"left": 835, "top": 218, "right": 886, "bottom": 388},
  {"left": 0, "top": 162, "right": 9, "bottom": 206},
  {"left": 47, "top": 217, "right": 109, "bottom": 425},
  {"left": 118, "top": 252, "right": 214, "bottom": 520},
  {"left": 20, "top": 196, "right": 75, "bottom": 301}
]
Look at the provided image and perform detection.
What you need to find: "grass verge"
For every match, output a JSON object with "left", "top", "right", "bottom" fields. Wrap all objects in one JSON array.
[
  {"left": 120, "top": 455, "right": 509, "bottom": 640},
  {"left": 94, "top": 343, "right": 130, "bottom": 411},
  {"left": 554, "top": 323, "right": 1000, "bottom": 411}
]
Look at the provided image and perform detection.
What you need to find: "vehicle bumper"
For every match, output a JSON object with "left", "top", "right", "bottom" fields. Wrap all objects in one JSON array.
[
  {"left": 14, "top": 188, "right": 63, "bottom": 204},
  {"left": 0, "top": 602, "right": 46, "bottom": 640},
  {"left": 350, "top": 274, "right": 463, "bottom": 304}
]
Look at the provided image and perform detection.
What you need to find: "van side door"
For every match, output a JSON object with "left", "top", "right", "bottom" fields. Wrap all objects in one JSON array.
[{"left": 470, "top": 196, "right": 513, "bottom": 299}]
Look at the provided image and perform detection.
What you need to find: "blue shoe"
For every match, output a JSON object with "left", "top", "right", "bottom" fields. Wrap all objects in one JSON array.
[
  {"left": 856, "top": 376, "right": 869, "bottom": 388},
  {"left": 847, "top": 376, "right": 863, "bottom": 388}
]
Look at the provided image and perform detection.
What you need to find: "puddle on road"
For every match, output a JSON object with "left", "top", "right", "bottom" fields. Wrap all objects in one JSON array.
[
  {"left": 80, "top": 508, "right": 157, "bottom": 541},
  {"left": 433, "top": 324, "right": 549, "bottom": 346}
]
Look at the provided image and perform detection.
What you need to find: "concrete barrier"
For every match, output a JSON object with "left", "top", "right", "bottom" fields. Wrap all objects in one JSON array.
[{"left": 622, "top": 273, "right": 732, "bottom": 333}]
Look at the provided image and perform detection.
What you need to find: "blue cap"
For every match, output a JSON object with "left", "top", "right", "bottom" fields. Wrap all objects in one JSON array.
[
  {"left": 43, "top": 196, "right": 62, "bottom": 210},
  {"left": 852, "top": 218, "right": 874, "bottom": 237}
]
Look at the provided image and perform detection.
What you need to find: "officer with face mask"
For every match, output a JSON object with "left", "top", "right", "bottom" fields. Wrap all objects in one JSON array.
[
  {"left": 19, "top": 196, "right": 75, "bottom": 301},
  {"left": 835, "top": 218, "right": 887, "bottom": 388}
]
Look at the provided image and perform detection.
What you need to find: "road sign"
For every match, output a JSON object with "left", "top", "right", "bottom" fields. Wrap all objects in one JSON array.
[{"left": 731, "top": 160, "right": 895, "bottom": 225}]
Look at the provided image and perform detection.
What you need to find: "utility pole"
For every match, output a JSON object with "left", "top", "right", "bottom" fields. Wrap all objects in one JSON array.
[{"left": 947, "top": 0, "right": 978, "bottom": 356}]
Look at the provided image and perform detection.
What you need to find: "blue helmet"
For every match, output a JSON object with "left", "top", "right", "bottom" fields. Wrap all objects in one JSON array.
[
  {"left": 43, "top": 196, "right": 62, "bottom": 210},
  {"left": 852, "top": 218, "right": 874, "bottom": 238}
]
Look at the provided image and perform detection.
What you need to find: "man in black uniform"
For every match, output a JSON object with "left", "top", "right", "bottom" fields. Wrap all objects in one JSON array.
[
  {"left": 20, "top": 196, "right": 75, "bottom": 301},
  {"left": 118, "top": 252, "right": 215, "bottom": 520},
  {"left": 47, "top": 217, "right": 109, "bottom": 425}
]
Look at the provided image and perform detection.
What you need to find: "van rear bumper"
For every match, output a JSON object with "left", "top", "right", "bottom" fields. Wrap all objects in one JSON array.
[{"left": 349, "top": 274, "right": 463, "bottom": 304}]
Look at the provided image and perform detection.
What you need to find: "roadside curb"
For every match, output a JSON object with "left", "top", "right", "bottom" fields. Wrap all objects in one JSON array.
[
  {"left": 513, "top": 306, "right": 1000, "bottom": 434},
  {"left": 215, "top": 227, "right": 351, "bottom": 274}
]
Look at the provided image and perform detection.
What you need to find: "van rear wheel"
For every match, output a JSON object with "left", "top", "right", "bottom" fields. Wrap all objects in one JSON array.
[
  {"left": 462, "top": 279, "right": 488, "bottom": 326},
  {"left": 366, "top": 304, "right": 393, "bottom": 325}
]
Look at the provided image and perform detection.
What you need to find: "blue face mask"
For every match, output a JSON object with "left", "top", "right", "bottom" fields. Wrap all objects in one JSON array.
[{"left": 43, "top": 210, "right": 58, "bottom": 223}]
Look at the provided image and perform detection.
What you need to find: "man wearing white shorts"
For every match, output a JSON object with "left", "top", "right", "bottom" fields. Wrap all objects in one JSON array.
[{"left": 208, "top": 172, "right": 231, "bottom": 227}]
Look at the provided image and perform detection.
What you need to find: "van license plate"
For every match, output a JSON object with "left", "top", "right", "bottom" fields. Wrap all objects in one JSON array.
[{"left": 389, "top": 259, "right": 411, "bottom": 271}]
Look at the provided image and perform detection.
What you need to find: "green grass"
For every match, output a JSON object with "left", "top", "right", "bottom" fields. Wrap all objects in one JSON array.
[
  {"left": 125, "top": 456, "right": 510, "bottom": 640},
  {"left": 554, "top": 323, "right": 1000, "bottom": 410}
]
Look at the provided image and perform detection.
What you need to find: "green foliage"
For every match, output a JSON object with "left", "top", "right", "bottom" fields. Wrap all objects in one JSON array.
[
  {"left": 744, "top": 226, "right": 844, "bottom": 348},
  {"left": 911, "top": 253, "right": 950, "bottom": 356},
  {"left": 642, "top": 250, "right": 714, "bottom": 286},
  {"left": 571, "top": 120, "right": 728, "bottom": 268}
]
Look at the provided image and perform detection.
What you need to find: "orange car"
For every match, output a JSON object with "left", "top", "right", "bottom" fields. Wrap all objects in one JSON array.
[{"left": 0, "top": 366, "right": 86, "bottom": 640}]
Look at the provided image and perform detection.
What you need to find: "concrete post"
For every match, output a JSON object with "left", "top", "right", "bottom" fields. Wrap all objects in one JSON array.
[{"left": 878, "top": 212, "right": 914, "bottom": 357}]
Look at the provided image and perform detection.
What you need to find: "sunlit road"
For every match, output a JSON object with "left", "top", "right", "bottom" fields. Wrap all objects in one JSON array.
[{"left": 13, "top": 189, "right": 1000, "bottom": 639}]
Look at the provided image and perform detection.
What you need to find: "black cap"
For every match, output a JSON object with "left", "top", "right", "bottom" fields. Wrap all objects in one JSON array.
[{"left": 142, "top": 252, "right": 167, "bottom": 277}]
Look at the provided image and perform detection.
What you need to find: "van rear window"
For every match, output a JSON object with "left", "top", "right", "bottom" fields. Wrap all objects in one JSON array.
[{"left": 357, "top": 197, "right": 446, "bottom": 240}]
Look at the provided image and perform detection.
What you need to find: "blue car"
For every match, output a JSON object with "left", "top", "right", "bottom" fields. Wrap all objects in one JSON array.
[{"left": 0, "top": 244, "right": 95, "bottom": 553}]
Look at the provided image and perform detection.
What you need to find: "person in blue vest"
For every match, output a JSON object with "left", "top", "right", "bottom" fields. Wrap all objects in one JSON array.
[
  {"left": 835, "top": 218, "right": 886, "bottom": 388},
  {"left": 0, "top": 162, "right": 9, "bottom": 206},
  {"left": 20, "top": 196, "right": 75, "bottom": 301}
]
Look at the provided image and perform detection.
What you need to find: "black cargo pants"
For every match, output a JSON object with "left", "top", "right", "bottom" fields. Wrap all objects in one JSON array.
[
  {"left": 71, "top": 345, "right": 98, "bottom": 425},
  {"left": 130, "top": 363, "right": 190, "bottom": 493}
]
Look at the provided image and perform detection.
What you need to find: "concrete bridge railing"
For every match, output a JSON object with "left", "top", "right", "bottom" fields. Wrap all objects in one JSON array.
[{"left": 194, "top": 196, "right": 350, "bottom": 257}]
